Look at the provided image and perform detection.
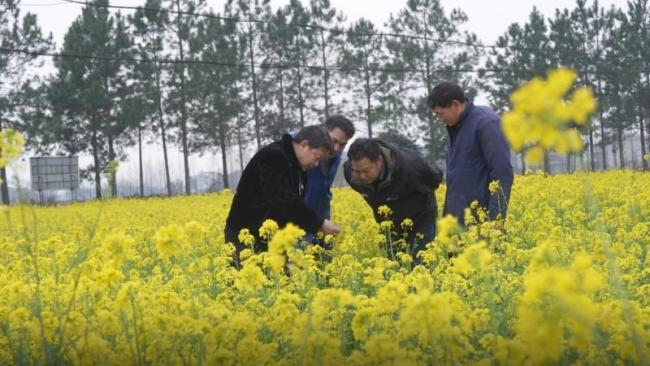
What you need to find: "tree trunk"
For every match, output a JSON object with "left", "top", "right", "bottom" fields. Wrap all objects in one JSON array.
[
  {"left": 630, "top": 138, "right": 638, "bottom": 170},
  {"left": 279, "top": 71, "right": 285, "bottom": 133},
  {"left": 0, "top": 166, "right": 8, "bottom": 205},
  {"left": 219, "top": 123, "right": 229, "bottom": 190},
  {"left": 422, "top": 16, "right": 436, "bottom": 163},
  {"left": 520, "top": 153, "right": 526, "bottom": 175},
  {"left": 617, "top": 127, "right": 625, "bottom": 169},
  {"left": 108, "top": 134, "right": 117, "bottom": 197},
  {"left": 599, "top": 118, "right": 607, "bottom": 170},
  {"left": 365, "top": 62, "right": 373, "bottom": 138},
  {"left": 639, "top": 114, "right": 648, "bottom": 171},
  {"left": 237, "top": 114, "right": 244, "bottom": 172},
  {"left": 643, "top": 118, "right": 650, "bottom": 169},
  {"left": 646, "top": 73, "right": 650, "bottom": 167},
  {"left": 0, "top": 122, "right": 8, "bottom": 205},
  {"left": 248, "top": 23, "right": 261, "bottom": 149},
  {"left": 91, "top": 128, "right": 102, "bottom": 199},
  {"left": 543, "top": 151, "right": 551, "bottom": 175},
  {"left": 598, "top": 81, "right": 607, "bottom": 170},
  {"left": 175, "top": 0, "right": 191, "bottom": 195},
  {"left": 320, "top": 30, "right": 330, "bottom": 119},
  {"left": 138, "top": 123, "right": 144, "bottom": 196},
  {"left": 154, "top": 58, "right": 172, "bottom": 197},
  {"left": 426, "top": 120, "right": 436, "bottom": 163},
  {"left": 588, "top": 129, "right": 595, "bottom": 171},
  {"left": 295, "top": 38, "right": 305, "bottom": 128}
]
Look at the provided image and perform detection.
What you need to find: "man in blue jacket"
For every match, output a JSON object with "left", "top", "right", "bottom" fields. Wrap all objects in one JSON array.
[
  {"left": 428, "top": 81, "right": 514, "bottom": 223},
  {"left": 303, "top": 115, "right": 355, "bottom": 243}
]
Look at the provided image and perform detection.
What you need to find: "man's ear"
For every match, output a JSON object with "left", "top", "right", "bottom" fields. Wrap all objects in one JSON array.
[{"left": 377, "top": 154, "right": 384, "bottom": 165}]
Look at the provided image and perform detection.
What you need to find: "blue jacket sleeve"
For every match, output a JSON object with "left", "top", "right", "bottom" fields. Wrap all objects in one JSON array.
[
  {"left": 478, "top": 118, "right": 514, "bottom": 220},
  {"left": 304, "top": 156, "right": 340, "bottom": 221},
  {"left": 321, "top": 156, "right": 341, "bottom": 219},
  {"left": 303, "top": 168, "right": 322, "bottom": 213}
]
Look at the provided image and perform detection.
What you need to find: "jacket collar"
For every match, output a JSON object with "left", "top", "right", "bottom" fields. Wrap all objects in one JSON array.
[
  {"left": 448, "top": 101, "right": 474, "bottom": 132},
  {"left": 377, "top": 144, "right": 394, "bottom": 184},
  {"left": 281, "top": 133, "right": 301, "bottom": 171},
  {"left": 320, "top": 154, "right": 340, "bottom": 175}
]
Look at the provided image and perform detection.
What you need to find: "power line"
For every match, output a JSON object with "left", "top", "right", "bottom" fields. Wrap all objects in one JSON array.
[
  {"left": 0, "top": 46, "right": 494, "bottom": 75},
  {"left": 19, "top": 2, "right": 70, "bottom": 6},
  {"left": 59, "top": 0, "right": 497, "bottom": 50},
  {"left": 2, "top": 46, "right": 644, "bottom": 78}
]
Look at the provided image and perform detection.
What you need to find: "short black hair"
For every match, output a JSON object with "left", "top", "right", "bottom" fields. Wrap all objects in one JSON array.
[
  {"left": 348, "top": 138, "right": 382, "bottom": 162},
  {"left": 427, "top": 81, "right": 468, "bottom": 109},
  {"left": 294, "top": 125, "right": 334, "bottom": 154},
  {"left": 325, "top": 115, "right": 355, "bottom": 139}
]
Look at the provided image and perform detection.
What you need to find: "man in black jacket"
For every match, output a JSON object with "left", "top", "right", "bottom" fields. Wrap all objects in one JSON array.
[
  {"left": 343, "top": 138, "right": 443, "bottom": 263},
  {"left": 225, "top": 125, "right": 341, "bottom": 261}
]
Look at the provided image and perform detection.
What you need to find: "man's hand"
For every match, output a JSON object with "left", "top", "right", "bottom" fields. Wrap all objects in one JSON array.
[{"left": 321, "top": 219, "right": 341, "bottom": 235}]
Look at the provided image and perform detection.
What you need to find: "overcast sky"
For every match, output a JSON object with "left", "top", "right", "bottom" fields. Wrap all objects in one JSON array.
[{"left": 21, "top": 0, "right": 630, "bottom": 48}]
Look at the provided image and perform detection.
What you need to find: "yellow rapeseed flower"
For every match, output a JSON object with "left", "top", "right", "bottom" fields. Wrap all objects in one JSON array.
[
  {"left": 525, "top": 146, "right": 545, "bottom": 165},
  {"left": 235, "top": 263, "right": 269, "bottom": 291},
  {"left": 502, "top": 68, "right": 597, "bottom": 161},
  {"left": 154, "top": 224, "right": 187, "bottom": 259},
  {"left": 237, "top": 228, "right": 255, "bottom": 248},
  {"left": 452, "top": 241, "right": 493, "bottom": 276},
  {"left": 379, "top": 220, "right": 393, "bottom": 231},
  {"left": 0, "top": 170, "right": 649, "bottom": 364},
  {"left": 258, "top": 219, "right": 279, "bottom": 241},
  {"left": 100, "top": 232, "right": 135, "bottom": 265},
  {"left": 400, "top": 218, "right": 414, "bottom": 231},
  {"left": 377, "top": 205, "right": 392, "bottom": 219},
  {"left": 570, "top": 87, "right": 597, "bottom": 124},
  {"left": 9, "top": 307, "right": 31, "bottom": 329},
  {"left": 488, "top": 180, "right": 501, "bottom": 194},
  {"left": 266, "top": 223, "right": 304, "bottom": 273},
  {"left": 436, "top": 215, "right": 461, "bottom": 243},
  {"left": 0, "top": 128, "right": 25, "bottom": 168}
]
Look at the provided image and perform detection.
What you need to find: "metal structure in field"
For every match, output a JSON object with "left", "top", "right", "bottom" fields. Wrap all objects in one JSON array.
[{"left": 30, "top": 156, "right": 80, "bottom": 203}]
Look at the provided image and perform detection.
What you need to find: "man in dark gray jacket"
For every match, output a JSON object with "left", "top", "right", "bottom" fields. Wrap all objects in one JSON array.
[
  {"left": 428, "top": 81, "right": 514, "bottom": 223},
  {"left": 343, "top": 138, "right": 443, "bottom": 263}
]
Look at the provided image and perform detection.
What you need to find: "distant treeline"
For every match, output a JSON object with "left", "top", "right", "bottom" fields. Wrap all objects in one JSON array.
[{"left": 1, "top": 0, "right": 649, "bottom": 203}]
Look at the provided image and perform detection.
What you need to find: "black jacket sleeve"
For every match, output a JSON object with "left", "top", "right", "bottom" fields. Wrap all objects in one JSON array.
[
  {"left": 257, "top": 150, "right": 324, "bottom": 233},
  {"left": 410, "top": 154, "right": 443, "bottom": 192}
]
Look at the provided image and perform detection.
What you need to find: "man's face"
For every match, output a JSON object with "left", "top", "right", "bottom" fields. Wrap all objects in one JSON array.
[
  {"left": 328, "top": 127, "right": 350, "bottom": 157},
  {"left": 432, "top": 100, "right": 464, "bottom": 127},
  {"left": 295, "top": 141, "right": 327, "bottom": 171},
  {"left": 351, "top": 156, "right": 384, "bottom": 185}
]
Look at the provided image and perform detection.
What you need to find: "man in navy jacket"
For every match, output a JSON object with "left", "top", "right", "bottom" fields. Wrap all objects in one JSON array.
[
  {"left": 428, "top": 81, "right": 514, "bottom": 223},
  {"left": 303, "top": 115, "right": 355, "bottom": 228}
]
